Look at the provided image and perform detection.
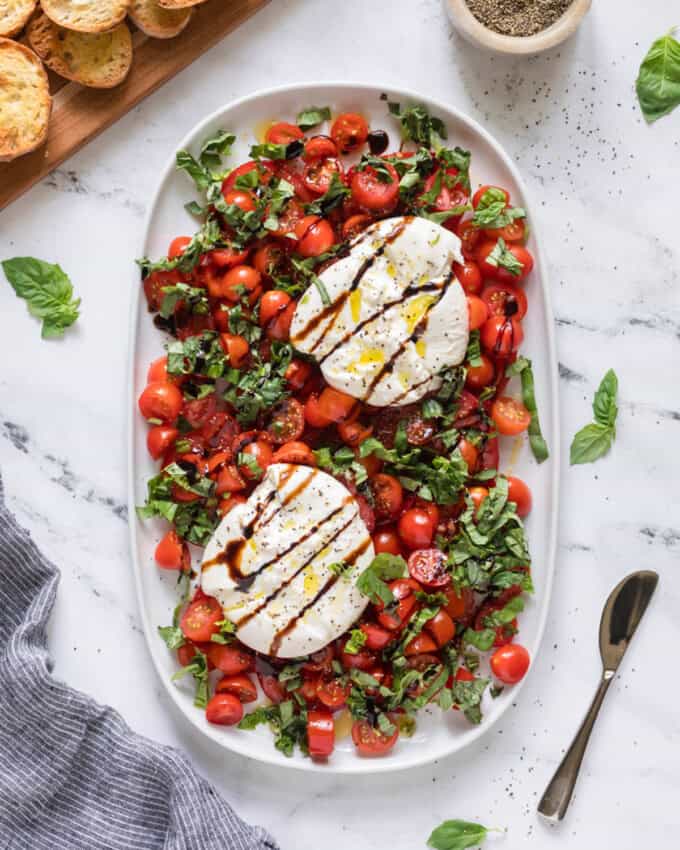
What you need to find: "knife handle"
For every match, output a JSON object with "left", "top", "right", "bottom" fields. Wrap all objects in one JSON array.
[{"left": 537, "top": 671, "right": 613, "bottom": 821}]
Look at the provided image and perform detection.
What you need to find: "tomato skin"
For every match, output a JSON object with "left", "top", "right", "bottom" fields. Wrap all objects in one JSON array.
[
  {"left": 218, "top": 493, "right": 247, "bottom": 516},
  {"left": 317, "top": 387, "right": 358, "bottom": 423},
  {"left": 407, "top": 548, "right": 451, "bottom": 589},
  {"left": 342, "top": 213, "right": 372, "bottom": 240},
  {"left": 361, "top": 622, "right": 394, "bottom": 651},
  {"left": 480, "top": 314, "right": 524, "bottom": 356},
  {"left": 259, "top": 290, "right": 292, "bottom": 326},
  {"left": 420, "top": 169, "right": 468, "bottom": 228},
  {"left": 338, "top": 419, "right": 373, "bottom": 447},
  {"left": 219, "top": 333, "right": 249, "bottom": 368},
  {"left": 351, "top": 163, "right": 400, "bottom": 213},
  {"left": 352, "top": 718, "right": 399, "bottom": 756},
  {"left": 303, "top": 134, "right": 338, "bottom": 161},
  {"left": 303, "top": 156, "right": 344, "bottom": 195},
  {"left": 223, "top": 189, "right": 256, "bottom": 213},
  {"left": 355, "top": 493, "right": 376, "bottom": 533},
  {"left": 457, "top": 437, "right": 479, "bottom": 472},
  {"left": 237, "top": 438, "right": 273, "bottom": 479},
  {"left": 469, "top": 486, "right": 489, "bottom": 513},
  {"left": 376, "top": 579, "right": 419, "bottom": 631},
  {"left": 221, "top": 160, "right": 275, "bottom": 195},
  {"left": 215, "top": 674, "right": 258, "bottom": 703},
  {"left": 405, "top": 632, "right": 438, "bottom": 656},
  {"left": 307, "top": 710, "right": 335, "bottom": 758},
  {"left": 294, "top": 215, "right": 335, "bottom": 257},
  {"left": 465, "top": 354, "right": 495, "bottom": 390},
  {"left": 482, "top": 283, "right": 528, "bottom": 320},
  {"left": 477, "top": 239, "right": 533, "bottom": 284},
  {"left": 331, "top": 112, "right": 369, "bottom": 153},
  {"left": 457, "top": 219, "right": 481, "bottom": 261},
  {"left": 266, "top": 398, "right": 305, "bottom": 444},
  {"left": 138, "top": 381, "right": 183, "bottom": 423},
  {"left": 180, "top": 596, "right": 223, "bottom": 643},
  {"left": 372, "top": 527, "right": 402, "bottom": 556},
  {"left": 472, "top": 185, "right": 510, "bottom": 208},
  {"left": 265, "top": 121, "right": 304, "bottom": 145},
  {"left": 304, "top": 393, "right": 333, "bottom": 428},
  {"left": 398, "top": 508, "right": 435, "bottom": 550},
  {"left": 491, "top": 396, "right": 531, "bottom": 436},
  {"left": 147, "top": 355, "right": 182, "bottom": 385},
  {"left": 216, "top": 463, "right": 246, "bottom": 495},
  {"left": 213, "top": 265, "right": 262, "bottom": 304},
  {"left": 285, "top": 359, "right": 312, "bottom": 391},
  {"left": 271, "top": 440, "right": 316, "bottom": 465},
  {"left": 317, "top": 679, "right": 351, "bottom": 710},
  {"left": 257, "top": 671, "right": 287, "bottom": 704},
  {"left": 339, "top": 639, "right": 377, "bottom": 671},
  {"left": 253, "top": 241, "right": 285, "bottom": 279},
  {"left": 443, "top": 586, "right": 469, "bottom": 620},
  {"left": 467, "top": 295, "right": 489, "bottom": 331},
  {"left": 507, "top": 475, "right": 532, "bottom": 517},
  {"left": 205, "top": 643, "right": 253, "bottom": 676},
  {"left": 370, "top": 473, "right": 403, "bottom": 522},
  {"left": 454, "top": 261, "right": 483, "bottom": 295},
  {"left": 206, "top": 693, "right": 244, "bottom": 726},
  {"left": 425, "top": 609, "right": 456, "bottom": 647},
  {"left": 154, "top": 529, "right": 187, "bottom": 570},
  {"left": 168, "top": 236, "right": 191, "bottom": 259},
  {"left": 147, "top": 425, "right": 178, "bottom": 460},
  {"left": 486, "top": 218, "right": 525, "bottom": 243},
  {"left": 490, "top": 644, "right": 530, "bottom": 684}
]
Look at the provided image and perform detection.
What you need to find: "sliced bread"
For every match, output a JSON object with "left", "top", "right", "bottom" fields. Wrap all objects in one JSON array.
[{"left": 0, "top": 38, "right": 51, "bottom": 161}]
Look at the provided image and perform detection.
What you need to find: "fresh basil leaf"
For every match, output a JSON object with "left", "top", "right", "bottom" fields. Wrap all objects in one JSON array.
[
  {"left": 570, "top": 369, "right": 618, "bottom": 465},
  {"left": 2, "top": 257, "right": 80, "bottom": 339},
  {"left": 296, "top": 105, "right": 331, "bottom": 130},
  {"left": 290, "top": 257, "right": 331, "bottom": 306},
  {"left": 388, "top": 102, "right": 448, "bottom": 148},
  {"left": 462, "top": 627, "right": 496, "bottom": 651},
  {"left": 636, "top": 30, "right": 680, "bottom": 122},
  {"left": 176, "top": 150, "right": 211, "bottom": 190},
  {"left": 344, "top": 628, "right": 368, "bottom": 655},
  {"left": 138, "top": 217, "right": 224, "bottom": 276},
  {"left": 184, "top": 200, "right": 205, "bottom": 216},
  {"left": 485, "top": 237, "right": 523, "bottom": 276},
  {"left": 356, "top": 553, "right": 407, "bottom": 605},
  {"left": 422, "top": 398, "right": 444, "bottom": 419},
  {"left": 166, "top": 331, "right": 227, "bottom": 378},
  {"left": 160, "top": 282, "right": 209, "bottom": 319},
  {"left": 471, "top": 187, "right": 526, "bottom": 230},
  {"left": 171, "top": 649, "right": 210, "bottom": 708},
  {"left": 250, "top": 140, "right": 304, "bottom": 161},
  {"left": 199, "top": 130, "right": 235, "bottom": 171},
  {"left": 427, "top": 819, "right": 493, "bottom": 850},
  {"left": 592, "top": 368, "right": 618, "bottom": 428},
  {"left": 157, "top": 625, "right": 185, "bottom": 650},
  {"left": 304, "top": 172, "right": 350, "bottom": 216},
  {"left": 465, "top": 330, "right": 483, "bottom": 368}
]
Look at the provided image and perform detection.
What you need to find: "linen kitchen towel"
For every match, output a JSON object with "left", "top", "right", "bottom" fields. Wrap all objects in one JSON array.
[{"left": 0, "top": 472, "right": 278, "bottom": 850}]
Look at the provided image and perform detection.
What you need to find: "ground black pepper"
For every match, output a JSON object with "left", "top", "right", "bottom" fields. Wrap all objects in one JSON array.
[{"left": 465, "top": 0, "right": 573, "bottom": 37}]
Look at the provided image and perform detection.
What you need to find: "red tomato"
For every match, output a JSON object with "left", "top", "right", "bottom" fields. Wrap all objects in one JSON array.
[
  {"left": 477, "top": 239, "right": 534, "bottom": 284},
  {"left": 407, "top": 548, "right": 450, "bottom": 589},
  {"left": 168, "top": 236, "right": 191, "bottom": 259},
  {"left": 361, "top": 622, "right": 394, "bottom": 651},
  {"left": 404, "top": 632, "right": 438, "bottom": 656},
  {"left": 177, "top": 642, "right": 200, "bottom": 667},
  {"left": 271, "top": 440, "right": 316, "bottom": 465},
  {"left": 467, "top": 295, "right": 489, "bottom": 331},
  {"left": 472, "top": 184, "right": 510, "bottom": 208},
  {"left": 138, "top": 381, "right": 183, "bottom": 423},
  {"left": 351, "top": 718, "right": 399, "bottom": 756},
  {"left": 303, "top": 134, "right": 338, "bottom": 161},
  {"left": 221, "top": 160, "right": 275, "bottom": 195},
  {"left": 205, "top": 693, "right": 243, "bottom": 726},
  {"left": 266, "top": 398, "right": 305, "bottom": 444},
  {"left": 372, "top": 527, "right": 402, "bottom": 556},
  {"left": 355, "top": 493, "right": 376, "bottom": 533},
  {"left": 351, "top": 163, "right": 400, "bottom": 213},
  {"left": 490, "top": 644, "right": 530, "bottom": 684},
  {"left": 259, "top": 290, "right": 292, "bottom": 326},
  {"left": 154, "top": 529, "right": 188, "bottom": 570},
  {"left": 480, "top": 436, "right": 499, "bottom": 471},
  {"left": 486, "top": 219, "right": 525, "bottom": 243},
  {"left": 317, "top": 679, "right": 350, "bottom": 710},
  {"left": 317, "top": 387, "right": 357, "bottom": 423},
  {"left": 205, "top": 643, "right": 253, "bottom": 676},
  {"left": 265, "top": 121, "right": 304, "bottom": 145},
  {"left": 331, "top": 112, "right": 369, "bottom": 152},
  {"left": 237, "top": 439, "right": 273, "bottom": 479},
  {"left": 257, "top": 671, "right": 286, "bottom": 704},
  {"left": 223, "top": 189, "right": 256, "bottom": 213},
  {"left": 147, "top": 425, "right": 178, "bottom": 460},
  {"left": 144, "top": 270, "right": 182, "bottom": 312},
  {"left": 307, "top": 710, "right": 335, "bottom": 758},
  {"left": 303, "top": 157, "right": 343, "bottom": 195},
  {"left": 304, "top": 393, "right": 333, "bottom": 428},
  {"left": 425, "top": 609, "right": 456, "bottom": 647},
  {"left": 370, "top": 474, "right": 403, "bottom": 522},
  {"left": 211, "top": 265, "right": 262, "bottom": 303},
  {"left": 342, "top": 213, "right": 372, "bottom": 240},
  {"left": 398, "top": 508, "right": 435, "bottom": 550},
  {"left": 147, "top": 355, "right": 175, "bottom": 385},
  {"left": 216, "top": 464, "right": 246, "bottom": 495},
  {"left": 180, "top": 596, "right": 222, "bottom": 643},
  {"left": 337, "top": 420, "right": 373, "bottom": 447},
  {"left": 491, "top": 396, "right": 531, "bottom": 436},
  {"left": 219, "top": 333, "right": 249, "bottom": 368},
  {"left": 444, "top": 586, "right": 469, "bottom": 620},
  {"left": 218, "top": 494, "right": 247, "bottom": 516},
  {"left": 285, "top": 359, "right": 312, "bottom": 391},
  {"left": 507, "top": 475, "right": 532, "bottom": 517},
  {"left": 457, "top": 438, "right": 478, "bottom": 472},
  {"left": 455, "top": 666, "right": 475, "bottom": 682},
  {"left": 181, "top": 396, "right": 217, "bottom": 430},
  {"left": 376, "top": 579, "right": 419, "bottom": 631},
  {"left": 339, "top": 639, "right": 377, "bottom": 671},
  {"left": 253, "top": 241, "right": 285, "bottom": 279},
  {"left": 302, "top": 646, "right": 334, "bottom": 676},
  {"left": 420, "top": 169, "right": 468, "bottom": 228},
  {"left": 208, "top": 245, "right": 251, "bottom": 269},
  {"left": 294, "top": 215, "right": 335, "bottom": 257},
  {"left": 270, "top": 198, "right": 306, "bottom": 237},
  {"left": 465, "top": 354, "right": 495, "bottom": 391},
  {"left": 469, "top": 486, "right": 489, "bottom": 513},
  {"left": 482, "top": 283, "right": 528, "bottom": 320},
  {"left": 480, "top": 314, "right": 524, "bottom": 355},
  {"left": 215, "top": 674, "right": 258, "bottom": 703},
  {"left": 457, "top": 219, "right": 481, "bottom": 261},
  {"left": 454, "top": 261, "right": 483, "bottom": 295}
]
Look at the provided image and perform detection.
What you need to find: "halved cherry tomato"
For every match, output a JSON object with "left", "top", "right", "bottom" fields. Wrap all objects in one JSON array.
[
  {"left": 425, "top": 609, "right": 456, "bottom": 647},
  {"left": 216, "top": 464, "right": 246, "bottom": 495},
  {"left": 177, "top": 642, "right": 200, "bottom": 668},
  {"left": 317, "top": 679, "right": 351, "bottom": 710},
  {"left": 253, "top": 241, "right": 285, "bottom": 279},
  {"left": 486, "top": 218, "right": 525, "bottom": 243},
  {"left": 469, "top": 486, "right": 489, "bottom": 513},
  {"left": 465, "top": 354, "right": 495, "bottom": 390},
  {"left": 338, "top": 420, "right": 373, "bottom": 447},
  {"left": 467, "top": 295, "right": 489, "bottom": 331},
  {"left": 223, "top": 189, "right": 256, "bottom": 213},
  {"left": 372, "top": 527, "right": 402, "bottom": 556},
  {"left": 317, "top": 387, "right": 358, "bottom": 423},
  {"left": 370, "top": 473, "right": 403, "bottom": 522},
  {"left": 147, "top": 355, "right": 180, "bottom": 385},
  {"left": 208, "top": 245, "right": 251, "bottom": 269},
  {"left": 271, "top": 440, "right": 316, "bottom": 465},
  {"left": 154, "top": 529, "right": 188, "bottom": 571},
  {"left": 457, "top": 437, "right": 478, "bottom": 472},
  {"left": 331, "top": 113, "right": 369, "bottom": 153},
  {"left": 342, "top": 213, "right": 372, "bottom": 240},
  {"left": 206, "top": 693, "right": 243, "bottom": 726},
  {"left": 455, "top": 666, "right": 475, "bottom": 682},
  {"left": 266, "top": 398, "right": 305, "bottom": 444},
  {"left": 215, "top": 674, "right": 258, "bottom": 703},
  {"left": 490, "top": 643, "right": 530, "bottom": 684},
  {"left": 454, "top": 260, "right": 483, "bottom": 294},
  {"left": 307, "top": 710, "right": 335, "bottom": 758},
  {"left": 339, "top": 638, "right": 376, "bottom": 671},
  {"left": 477, "top": 239, "right": 534, "bottom": 284},
  {"left": 351, "top": 718, "right": 399, "bottom": 756},
  {"left": 221, "top": 160, "right": 275, "bottom": 195},
  {"left": 168, "top": 236, "right": 191, "bottom": 259},
  {"left": 398, "top": 508, "right": 435, "bottom": 550},
  {"left": 354, "top": 447, "right": 382, "bottom": 479},
  {"left": 491, "top": 396, "right": 531, "bottom": 435},
  {"left": 404, "top": 632, "right": 438, "bottom": 656},
  {"left": 361, "top": 622, "right": 394, "bottom": 651},
  {"left": 147, "top": 425, "right": 178, "bottom": 460},
  {"left": 302, "top": 646, "right": 334, "bottom": 676},
  {"left": 219, "top": 333, "right": 249, "bottom": 367},
  {"left": 420, "top": 169, "right": 468, "bottom": 228},
  {"left": 443, "top": 586, "right": 469, "bottom": 620},
  {"left": 294, "top": 215, "right": 335, "bottom": 257},
  {"left": 144, "top": 270, "right": 182, "bottom": 312},
  {"left": 138, "top": 381, "right": 183, "bottom": 423},
  {"left": 296, "top": 676, "right": 321, "bottom": 705},
  {"left": 303, "top": 157, "right": 343, "bottom": 195},
  {"left": 271, "top": 198, "right": 306, "bottom": 237},
  {"left": 259, "top": 290, "right": 292, "bottom": 326},
  {"left": 205, "top": 643, "right": 253, "bottom": 676},
  {"left": 180, "top": 596, "right": 223, "bottom": 643},
  {"left": 257, "top": 671, "right": 286, "bottom": 704},
  {"left": 303, "top": 134, "right": 338, "bottom": 161},
  {"left": 480, "top": 314, "right": 524, "bottom": 356},
  {"left": 376, "top": 579, "right": 420, "bottom": 631},
  {"left": 482, "top": 283, "right": 528, "bottom": 320},
  {"left": 355, "top": 493, "right": 376, "bottom": 533},
  {"left": 237, "top": 438, "right": 273, "bottom": 479},
  {"left": 211, "top": 265, "right": 262, "bottom": 303},
  {"left": 285, "top": 359, "right": 312, "bottom": 391},
  {"left": 507, "top": 475, "right": 532, "bottom": 517},
  {"left": 265, "top": 121, "right": 304, "bottom": 145},
  {"left": 472, "top": 185, "right": 510, "bottom": 208},
  {"left": 351, "top": 162, "right": 400, "bottom": 213},
  {"left": 457, "top": 219, "right": 481, "bottom": 261},
  {"left": 304, "top": 393, "right": 333, "bottom": 428},
  {"left": 407, "top": 548, "right": 450, "bottom": 589},
  {"left": 480, "top": 436, "right": 499, "bottom": 471}
]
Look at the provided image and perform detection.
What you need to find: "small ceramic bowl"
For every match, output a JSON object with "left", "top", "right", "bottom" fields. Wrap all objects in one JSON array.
[{"left": 445, "top": 0, "right": 591, "bottom": 55}]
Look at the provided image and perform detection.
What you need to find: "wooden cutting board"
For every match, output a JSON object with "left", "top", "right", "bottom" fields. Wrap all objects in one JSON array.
[{"left": 0, "top": 0, "right": 270, "bottom": 212}]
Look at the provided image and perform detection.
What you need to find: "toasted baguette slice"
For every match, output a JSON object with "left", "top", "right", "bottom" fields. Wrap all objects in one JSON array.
[
  {"left": 28, "top": 13, "right": 132, "bottom": 89},
  {"left": 41, "top": 0, "right": 128, "bottom": 33},
  {"left": 0, "top": 0, "right": 37, "bottom": 37},
  {"left": 0, "top": 38, "right": 51, "bottom": 162},
  {"left": 129, "top": 0, "right": 193, "bottom": 38},
  {"left": 158, "top": 0, "right": 206, "bottom": 9}
]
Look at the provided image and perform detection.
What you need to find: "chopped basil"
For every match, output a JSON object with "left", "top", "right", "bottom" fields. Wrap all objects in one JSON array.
[
  {"left": 506, "top": 356, "right": 549, "bottom": 463},
  {"left": 296, "top": 105, "right": 331, "bottom": 130},
  {"left": 303, "top": 172, "right": 350, "bottom": 216},
  {"left": 387, "top": 101, "right": 447, "bottom": 148},
  {"left": 355, "top": 553, "right": 407, "bottom": 605},
  {"left": 171, "top": 649, "right": 210, "bottom": 708},
  {"left": 485, "top": 237, "right": 523, "bottom": 276},
  {"left": 344, "top": 628, "right": 368, "bottom": 655},
  {"left": 250, "top": 139, "right": 304, "bottom": 161},
  {"left": 471, "top": 187, "right": 526, "bottom": 230},
  {"left": 159, "top": 282, "right": 209, "bottom": 319},
  {"left": 157, "top": 625, "right": 185, "bottom": 650}
]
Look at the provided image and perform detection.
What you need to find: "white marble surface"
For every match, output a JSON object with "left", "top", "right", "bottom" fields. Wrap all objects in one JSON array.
[{"left": 1, "top": 0, "right": 678, "bottom": 847}]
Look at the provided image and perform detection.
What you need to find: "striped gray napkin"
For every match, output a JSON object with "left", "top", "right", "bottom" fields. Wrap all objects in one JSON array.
[{"left": 0, "top": 473, "right": 278, "bottom": 850}]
